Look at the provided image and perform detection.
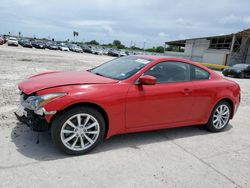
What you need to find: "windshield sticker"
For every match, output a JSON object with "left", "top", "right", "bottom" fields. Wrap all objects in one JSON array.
[{"left": 135, "top": 59, "right": 150, "bottom": 64}]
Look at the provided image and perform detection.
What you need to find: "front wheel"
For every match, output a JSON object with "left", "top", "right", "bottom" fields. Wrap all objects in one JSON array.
[
  {"left": 205, "top": 101, "right": 231, "bottom": 132},
  {"left": 51, "top": 106, "right": 106, "bottom": 155}
]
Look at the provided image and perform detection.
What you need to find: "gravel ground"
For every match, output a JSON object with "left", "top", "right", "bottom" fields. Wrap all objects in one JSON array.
[{"left": 0, "top": 44, "right": 250, "bottom": 188}]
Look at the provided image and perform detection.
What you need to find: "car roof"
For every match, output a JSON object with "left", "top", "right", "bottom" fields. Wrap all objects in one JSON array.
[
  {"left": 134, "top": 55, "right": 190, "bottom": 62},
  {"left": 133, "top": 55, "right": 214, "bottom": 73}
]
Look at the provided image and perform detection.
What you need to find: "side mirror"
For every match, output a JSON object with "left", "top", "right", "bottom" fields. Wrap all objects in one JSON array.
[{"left": 138, "top": 75, "right": 157, "bottom": 85}]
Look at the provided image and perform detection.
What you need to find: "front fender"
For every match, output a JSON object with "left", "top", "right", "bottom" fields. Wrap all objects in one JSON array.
[{"left": 38, "top": 83, "right": 130, "bottom": 138}]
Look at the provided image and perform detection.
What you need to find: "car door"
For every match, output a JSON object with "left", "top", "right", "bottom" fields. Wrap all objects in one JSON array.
[
  {"left": 126, "top": 61, "right": 195, "bottom": 129},
  {"left": 188, "top": 65, "right": 215, "bottom": 122}
]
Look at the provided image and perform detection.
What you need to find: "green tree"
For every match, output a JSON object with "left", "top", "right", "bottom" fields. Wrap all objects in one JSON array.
[
  {"left": 86, "top": 40, "right": 99, "bottom": 45},
  {"left": 155, "top": 46, "right": 164, "bottom": 53},
  {"left": 145, "top": 47, "right": 156, "bottom": 52},
  {"left": 145, "top": 46, "right": 165, "bottom": 53},
  {"left": 113, "top": 40, "right": 121, "bottom": 46},
  {"left": 113, "top": 40, "right": 125, "bottom": 49}
]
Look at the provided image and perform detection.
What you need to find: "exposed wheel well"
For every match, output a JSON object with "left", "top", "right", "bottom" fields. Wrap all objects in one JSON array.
[{"left": 55, "top": 102, "right": 109, "bottom": 138}]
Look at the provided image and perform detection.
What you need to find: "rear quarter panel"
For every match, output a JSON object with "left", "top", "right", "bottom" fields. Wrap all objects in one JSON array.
[{"left": 192, "top": 78, "right": 240, "bottom": 124}]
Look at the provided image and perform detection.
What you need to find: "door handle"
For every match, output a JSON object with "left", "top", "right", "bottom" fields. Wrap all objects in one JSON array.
[{"left": 183, "top": 88, "right": 192, "bottom": 95}]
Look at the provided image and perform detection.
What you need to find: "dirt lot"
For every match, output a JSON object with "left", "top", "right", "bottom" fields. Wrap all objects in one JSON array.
[{"left": 0, "top": 44, "right": 250, "bottom": 188}]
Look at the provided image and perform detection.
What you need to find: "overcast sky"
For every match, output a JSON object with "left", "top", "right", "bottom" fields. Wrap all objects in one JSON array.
[{"left": 0, "top": 0, "right": 249, "bottom": 47}]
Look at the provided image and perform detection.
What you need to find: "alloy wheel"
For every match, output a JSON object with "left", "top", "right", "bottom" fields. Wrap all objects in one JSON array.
[
  {"left": 60, "top": 113, "right": 100, "bottom": 151},
  {"left": 212, "top": 104, "right": 230, "bottom": 129}
]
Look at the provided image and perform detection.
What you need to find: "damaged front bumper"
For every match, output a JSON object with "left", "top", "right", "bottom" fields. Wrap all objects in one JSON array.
[
  {"left": 15, "top": 107, "right": 50, "bottom": 132},
  {"left": 15, "top": 91, "right": 62, "bottom": 131},
  {"left": 14, "top": 93, "right": 56, "bottom": 132}
]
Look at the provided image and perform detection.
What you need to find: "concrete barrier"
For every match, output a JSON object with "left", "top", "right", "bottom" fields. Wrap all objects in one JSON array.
[{"left": 199, "top": 62, "right": 230, "bottom": 70}]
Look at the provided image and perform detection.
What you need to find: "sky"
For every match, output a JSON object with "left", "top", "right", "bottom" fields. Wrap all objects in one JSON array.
[{"left": 0, "top": 0, "right": 249, "bottom": 48}]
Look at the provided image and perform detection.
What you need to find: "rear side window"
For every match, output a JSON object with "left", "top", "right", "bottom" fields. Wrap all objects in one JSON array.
[
  {"left": 191, "top": 65, "right": 210, "bottom": 80},
  {"left": 144, "top": 61, "right": 190, "bottom": 83}
]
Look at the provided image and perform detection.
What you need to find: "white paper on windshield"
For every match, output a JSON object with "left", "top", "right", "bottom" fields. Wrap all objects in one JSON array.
[{"left": 135, "top": 59, "right": 150, "bottom": 64}]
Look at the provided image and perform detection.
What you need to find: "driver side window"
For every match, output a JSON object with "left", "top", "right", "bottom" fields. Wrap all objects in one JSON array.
[{"left": 144, "top": 61, "right": 190, "bottom": 83}]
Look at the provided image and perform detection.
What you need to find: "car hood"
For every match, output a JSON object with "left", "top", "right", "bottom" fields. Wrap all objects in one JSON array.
[{"left": 18, "top": 71, "right": 118, "bottom": 94}]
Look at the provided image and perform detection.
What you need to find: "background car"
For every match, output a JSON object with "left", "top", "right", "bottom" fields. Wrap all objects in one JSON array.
[
  {"left": 32, "top": 41, "right": 45, "bottom": 49},
  {"left": 44, "top": 41, "right": 53, "bottom": 49},
  {"left": 102, "top": 48, "right": 110, "bottom": 55},
  {"left": 118, "top": 50, "right": 127, "bottom": 56},
  {"left": 18, "top": 39, "right": 24, "bottom": 45},
  {"left": 68, "top": 44, "right": 83, "bottom": 53},
  {"left": 7, "top": 37, "right": 18, "bottom": 46},
  {"left": 48, "top": 42, "right": 59, "bottom": 50},
  {"left": 92, "top": 48, "right": 103, "bottom": 55},
  {"left": 19, "top": 39, "right": 32, "bottom": 48},
  {"left": 223, "top": 64, "right": 250, "bottom": 78},
  {"left": 0, "top": 35, "right": 4, "bottom": 45},
  {"left": 59, "top": 43, "right": 70, "bottom": 51},
  {"left": 81, "top": 45, "right": 93, "bottom": 53},
  {"left": 107, "top": 49, "right": 120, "bottom": 57},
  {"left": 16, "top": 56, "right": 240, "bottom": 155}
]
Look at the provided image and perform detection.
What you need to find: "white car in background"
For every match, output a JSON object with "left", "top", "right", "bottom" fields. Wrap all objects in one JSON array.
[
  {"left": 59, "top": 43, "right": 70, "bottom": 51},
  {"left": 68, "top": 44, "right": 83, "bottom": 53},
  {"left": 92, "top": 48, "right": 103, "bottom": 55},
  {"left": 8, "top": 37, "right": 18, "bottom": 46},
  {"left": 119, "top": 50, "right": 127, "bottom": 56},
  {"left": 103, "top": 48, "right": 109, "bottom": 55}
]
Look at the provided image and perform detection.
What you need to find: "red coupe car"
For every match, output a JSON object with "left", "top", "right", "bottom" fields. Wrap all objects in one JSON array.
[{"left": 16, "top": 56, "right": 240, "bottom": 155}]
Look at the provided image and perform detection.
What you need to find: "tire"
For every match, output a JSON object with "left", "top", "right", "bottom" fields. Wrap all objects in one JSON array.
[
  {"left": 205, "top": 101, "right": 231, "bottom": 132},
  {"left": 51, "top": 106, "right": 106, "bottom": 155},
  {"left": 240, "top": 72, "right": 245, "bottom": 78}
]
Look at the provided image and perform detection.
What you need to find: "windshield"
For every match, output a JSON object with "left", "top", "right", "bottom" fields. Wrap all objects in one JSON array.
[
  {"left": 233, "top": 64, "right": 249, "bottom": 69},
  {"left": 90, "top": 56, "right": 152, "bottom": 80}
]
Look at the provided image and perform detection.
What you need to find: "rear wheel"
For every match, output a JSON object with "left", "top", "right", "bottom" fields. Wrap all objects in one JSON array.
[
  {"left": 205, "top": 101, "right": 231, "bottom": 132},
  {"left": 240, "top": 72, "right": 245, "bottom": 78},
  {"left": 51, "top": 106, "right": 106, "bottom": 155}
]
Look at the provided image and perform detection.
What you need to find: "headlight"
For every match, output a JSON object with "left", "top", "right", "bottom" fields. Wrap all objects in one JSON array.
[{"left": 23, "top": 93, "right": 66, "bottom": 111}]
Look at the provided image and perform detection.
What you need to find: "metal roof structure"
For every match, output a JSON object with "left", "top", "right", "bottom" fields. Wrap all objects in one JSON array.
[
  {"left": 165, "top": 28, "right": 250, "bottom": 47},
  {"left": 164, "top": 28, "right": 250, "bottom": 65}
]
